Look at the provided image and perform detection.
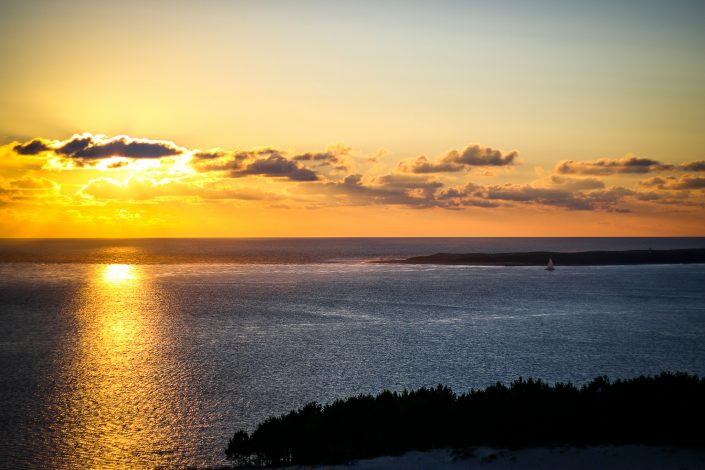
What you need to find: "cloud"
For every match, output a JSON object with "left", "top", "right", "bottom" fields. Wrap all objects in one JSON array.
[
  {"left": 292, "top": 148, "right": 348, "bottom": 170},
  {"left": 480, "top": 184, "right": 595, "bottom": 210},
  {"left": 0, "top": 176, "right": 62, "bottom": 202},
  {"left": 298, "top": 173, "right": 444, "bottom": 208},
  {"left": 423, "top": 181, "right": 636, "bottom": 211},
  {"left": 302, "top": 173, "right": 626, "bottom": 211},
  {"left": 681, "top": 160, "right": 705, "bottom": 172},
  {"left": 555, "top": 155, "right": 673, "bottom": 175},
  {"left": 191, "top": 150, "right": 252, "bottom": 172},
  {"left": 13, "top": 139, "right": 51, "bottom": 155},
  {"left": 400, "top": 144, "right": 518, "bottom": 173},
  {"left": 12, "top": 133, "right": 184, "bottom": 160},
  {"left": 231, "top": 154, "right": 319, "bottom": 181},
  {"left": 6, "top": 133, "right": 704, "bottom": 215},
  {"left": 640, "top": 175, "right": 705, "bottom": 190},
  {"left": 336, "top": 174, "right": 442, "bottom": 207},
  {"left": 193, "top": 149, "right": 228, "bottom": 160},
  {"left": 193, "top": 148, "right": 326, "bottom": 181},
  {"left": 59, "top": 134, "right": 183, "bottom": 159},
  {"left": 401, "top": 156, "right": 460, "bottom": 173}
]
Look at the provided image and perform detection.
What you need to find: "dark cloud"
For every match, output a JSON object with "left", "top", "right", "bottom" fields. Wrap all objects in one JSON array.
[
  {"left": 193, "top": 151, "right": 249, "bottom": 172},
  {"left": 194, "top": 148, "right": 344, "bottom": 181},
  {"left": 231, "top": 154, "right": 319, "bottom": 181},
  {"left": 194, "top": 150, "right": 228, "bottom": 160},
  {"left": 13, "top": 139, "right": 50, "bottom": 155},
  {"left": 193, "top": 148, "right": 327, "bottom": 181},
  {"left": 292, "top": 148, "right": 350, "bottom": 171},
  {"left": 453, "top": 145, "right": 518, "bottom": 166},
  {"left": 62, "top": 135, "right": 183, "bottom": 159},
  {"left": 106, "top": 160, "right": 130, "bottom": 169},
  {"left": 640, "top": 175, "right": 705, "bottom": 190},
  {"left": 12, "top": 134, "right": 184, "bottom": 160},
  {"left": 401, "top": 144, "right": 518, "bottom": 173},
  {"left": 556, "top": 156, "right": 673, "bottom": 175},
  {"left": 293, "top": 151, "right": 342, "bottom": 164},
  {"left": 57, "top": 135, "right": 93, "bottom": 155}
]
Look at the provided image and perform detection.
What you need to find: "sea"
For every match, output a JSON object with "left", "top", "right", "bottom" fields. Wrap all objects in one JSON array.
[{"left": 1, "top": 238, "right": 705, "bottom": 468}]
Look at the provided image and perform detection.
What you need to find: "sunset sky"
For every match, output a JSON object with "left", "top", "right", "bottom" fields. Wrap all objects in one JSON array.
[{"left": 1, "top": 0, "right": 704, "bottom": 236}]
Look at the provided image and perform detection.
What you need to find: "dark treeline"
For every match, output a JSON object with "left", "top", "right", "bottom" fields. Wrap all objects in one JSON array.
[{"left": 225, "top": 373, "right": 705, "bottom": 467}]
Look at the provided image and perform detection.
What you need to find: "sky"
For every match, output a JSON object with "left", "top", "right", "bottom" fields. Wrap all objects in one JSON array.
[{"left": 1, "top": 0, "right": 704, "bottom": 236}]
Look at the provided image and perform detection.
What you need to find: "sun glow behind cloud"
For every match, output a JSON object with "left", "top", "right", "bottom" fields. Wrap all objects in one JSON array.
[{"left": 1, "top": 132, "right": 704, "bottom": 236}]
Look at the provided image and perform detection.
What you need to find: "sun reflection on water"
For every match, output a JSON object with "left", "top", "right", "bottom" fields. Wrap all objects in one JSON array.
[
  {"left": 102, "top": 264, "right": 135, "bottom": 284},
  {"left": 48, "top": 264, "right": 192, "bottom": 468}
]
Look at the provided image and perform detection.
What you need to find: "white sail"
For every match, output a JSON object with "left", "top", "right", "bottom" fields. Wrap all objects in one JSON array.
[{"left": 546, "top": 258, "right": 555, "bottom": 271}]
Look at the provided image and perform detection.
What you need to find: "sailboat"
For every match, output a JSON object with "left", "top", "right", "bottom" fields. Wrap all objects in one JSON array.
[{"left": 546, "top": 258, "right": 555, "bottom": 271}]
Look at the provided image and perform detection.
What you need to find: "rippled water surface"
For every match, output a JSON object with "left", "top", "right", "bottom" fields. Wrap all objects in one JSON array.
[{"left": 1, "top": 239, "right": 705, "bottom": 468}]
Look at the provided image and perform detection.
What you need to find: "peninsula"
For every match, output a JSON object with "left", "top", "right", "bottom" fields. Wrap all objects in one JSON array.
[{"left": 380, "top": 248, "right": 705, "bottom": 266}]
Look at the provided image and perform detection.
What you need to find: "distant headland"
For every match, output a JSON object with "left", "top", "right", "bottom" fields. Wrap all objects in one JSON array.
[{"left": 378, "top": 248, "right": 705, "bottom": 266}]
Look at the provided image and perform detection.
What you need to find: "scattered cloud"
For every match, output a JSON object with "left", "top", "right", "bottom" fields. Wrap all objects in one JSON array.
[
  {"left": 292, "top": 144, "right": 350, "bottom": 170},
  {"left": 400, "top": 144, "right": 518, "bottom": 174},
  {"left": 476, "top": 184, "right": 596, "bottom": 210},
  {"left": 640, "top": 175, "right": 705, "bottom": 190},
  {"left": 680, "top": 161, "right": 705, "bottom": 172},
  {"left": 231, "top": 154, "right": 319, "bottom": 181},
  {"left": 555, "top": 155, "right": 673, "bottom": 175},
  {"left": 299, "top": 173, "right": 444, "bottom": 208},
  {"left": 192, "top": 148, "right": 332, "bottom": 181},
  {"left": 4, "top": 134, "right": 705, "bottom": 216}
]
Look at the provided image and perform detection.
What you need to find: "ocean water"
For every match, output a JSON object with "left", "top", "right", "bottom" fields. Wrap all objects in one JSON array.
[{"left": 1, "top": 238, "right": 705, "bottom": 468}]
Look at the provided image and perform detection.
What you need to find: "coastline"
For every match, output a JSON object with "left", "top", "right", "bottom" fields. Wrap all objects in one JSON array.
[{"left": 379, "top": 248, "right": 705, "bottom": 266}]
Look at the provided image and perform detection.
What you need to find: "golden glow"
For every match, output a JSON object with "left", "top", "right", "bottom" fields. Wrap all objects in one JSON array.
[
  {"left": 102, "top": 264, "right": 134, "bottom": 284},
  {"left": 43, "top": 264, "right": 197, "bottom": 467},
  {"left": 1, "top": 131, "right": 704, "bottom": 236}
]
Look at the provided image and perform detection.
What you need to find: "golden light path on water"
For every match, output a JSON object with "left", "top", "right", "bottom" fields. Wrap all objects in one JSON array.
[{"left": 49, "top": 263, "right": 197, "bottom": 468}]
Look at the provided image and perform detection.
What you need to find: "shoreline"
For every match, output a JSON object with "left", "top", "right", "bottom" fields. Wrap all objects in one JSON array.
[
  {"left": 274, "top": 446, "right": 705, "bottom": 470},
  {"left": 377, "top": 248, "right": 705, "bottom": 266}
]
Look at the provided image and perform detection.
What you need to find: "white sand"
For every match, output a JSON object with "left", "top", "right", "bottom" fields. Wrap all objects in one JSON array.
[{"left": 282, "top": 446, "right": 705, "bottom": 469}]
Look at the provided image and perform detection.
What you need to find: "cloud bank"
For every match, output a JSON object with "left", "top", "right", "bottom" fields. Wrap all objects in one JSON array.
[{"left": 4, "top": 134, "right": 705, "bottom": 214}]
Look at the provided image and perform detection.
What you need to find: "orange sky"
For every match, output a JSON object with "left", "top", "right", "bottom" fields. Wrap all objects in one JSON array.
[
  {"left": 1, "top": 133, "right": 704, "bottom": 236},
  {"left": 1, "top": 1, "right": 704, "bottom": 236}
]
